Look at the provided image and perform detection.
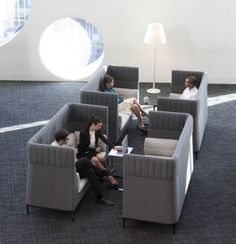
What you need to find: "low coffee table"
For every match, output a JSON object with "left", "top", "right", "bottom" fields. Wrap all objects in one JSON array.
[
  {"left": 143, "top": 96, "right": 158, "bottom": 110},
  {"left": 108, "top": 147, "right": 133, "bottom": 178}
]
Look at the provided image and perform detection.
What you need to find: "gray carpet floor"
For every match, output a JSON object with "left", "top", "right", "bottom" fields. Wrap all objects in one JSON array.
[{"left": 0, "top": 81, "right": 236, "bottom": 244}]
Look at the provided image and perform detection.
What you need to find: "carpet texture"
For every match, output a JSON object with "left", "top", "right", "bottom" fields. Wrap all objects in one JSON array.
[{"left": 0, "top": 81, "right": 236, "bottom": 244}]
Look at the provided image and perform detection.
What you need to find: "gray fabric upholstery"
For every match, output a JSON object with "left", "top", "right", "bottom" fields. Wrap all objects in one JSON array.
[
  {"left": 106, "top": 65, "right": 139, "bottom": 89},
  {"left": 144, "top": 137, "right": 178, "bottom": 157},
  {"left": 114, "top": 87, "right": 138, "bottom": 100},
  {"left": 26, "top": 103, "right": 108, "bottom": 212},
  {"left": 80, "top": 65, "right": 139, "bottom": 143},
  {"left": 157, "top": 70, "right": 208, "bottom": 152},
  {"left": 123, "top": 111, "right": 194, "bottom": 225}
]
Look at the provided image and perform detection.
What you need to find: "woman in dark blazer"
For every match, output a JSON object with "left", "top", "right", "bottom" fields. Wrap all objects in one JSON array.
[{"left": 77, "top": 115, "right": 121, "bottom": 187}]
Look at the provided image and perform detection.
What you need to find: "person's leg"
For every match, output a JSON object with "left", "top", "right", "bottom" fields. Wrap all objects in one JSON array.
[
  {"left": 107, "top": 175, "right": 118, "bottom": 186},
  {"left": 96, "top": 153, "right": 107, "bottom": 167},
  {"left": 91, "top": 156, "right": 115, "bottom": 178},
  {"left": 91, "top": 157, "right": 118, "bottom": 186},
  {"left": 76, "top": 158, "right": 102, "bottom": 197},
  {"left": 133, "top": 98, "right": 148, "bottom": 117},
  {"left": 75, "top": 158, "right": 114, "bottom": 206},
  {"left": 78, "top": 157, "right": 118, "bottom": 186},
  {"left": 131, "top": 104, "right": 143, "bottom": 128},
  {"left": 91, "top": 156, "right": 106, "bottom": 171},
  {"left": 92, "top": 157, "right": 118, "bottom": 186}
]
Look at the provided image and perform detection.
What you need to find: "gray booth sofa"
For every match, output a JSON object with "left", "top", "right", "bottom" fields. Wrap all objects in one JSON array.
[
  {"left": 80, "top": 65, "right": 139, "bottom": 144},
  {"left": 26, "top": 103, "right": 108, "bottom": 218},
  {"left": 157, "top": 70, "right": 208, "bottom": 158},
  {"left": 122, "top": 111, "right": 194, "bottom": 233}
]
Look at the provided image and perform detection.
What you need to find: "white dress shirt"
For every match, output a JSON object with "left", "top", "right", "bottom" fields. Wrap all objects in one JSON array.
[
  {"left": 51, "top": 141, "right": 61, "bottom": 147},
  {"left": 89, "top": 130, "right": 96, "bottom": 148},
  {"left": 180, "top": 87, "right": 198, "bottom": 100}
]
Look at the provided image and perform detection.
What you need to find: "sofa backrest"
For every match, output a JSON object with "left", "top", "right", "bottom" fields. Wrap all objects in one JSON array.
[
  {"left": 29, "top": 104, "right": 70, "bottom": 145},
  {"left": 173, "top": 113, "right": 193, "bottom": 159},
  {"left": 148, "top": 111, "right": 188, "bottom": 140},
  {"left": 29, "top": 103, "right": 108, "bottom": 145},
  {"left": 81, "top": 66, "right": 106, "bottom": 92},
  {"left": 107, "top": 65, "right": 139, "bottom": 89},
  {"left": 66, "top": 103, "right": 108, "bottom": 135}
]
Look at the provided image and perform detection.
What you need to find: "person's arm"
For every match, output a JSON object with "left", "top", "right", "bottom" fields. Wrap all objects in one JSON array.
[
  {"left": 96, "top": 130, "right": 114, "bottom": 149},
  {"left": 104, "top": 88, "right": 122, "bottom": 104},
  {"left": 118, "top": 96, "right": 124, "bottom": 104}
]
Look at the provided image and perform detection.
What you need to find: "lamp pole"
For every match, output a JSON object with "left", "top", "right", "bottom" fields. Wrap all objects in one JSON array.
[
  {"left": 147, "top": 47, "right": 161, "bottom": 94},
  {"left": 153, "top": 47, "right": 156, "bottom": 89}
]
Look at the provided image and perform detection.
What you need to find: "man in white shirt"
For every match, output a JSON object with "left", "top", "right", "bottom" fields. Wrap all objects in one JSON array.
[
  {"left": 180, "top": 76, "right": 198, "bottom": 100},
  {"left": 51, "top": 129, "right": 69, "bottom": 147}
]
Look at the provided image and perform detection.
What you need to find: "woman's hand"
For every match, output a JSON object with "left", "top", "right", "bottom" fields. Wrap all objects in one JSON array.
[{"left": 114, "top": 145, "right": 123, "bottom": 151}]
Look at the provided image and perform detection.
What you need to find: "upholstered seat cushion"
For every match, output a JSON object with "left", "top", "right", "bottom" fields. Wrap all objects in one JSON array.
[
  {"left": 115, "top": 87, "right": 138, "bottom": 100},
  {"left": 169, "top": 93, "right": 181, "bottom": 99},
  {"left": 67, "top": 133, "right": 76, "bottom": 147},
  {"left": 76, "top": 173, "right": 88, "bottom": 193},
  {"left": 118, "top": 111, "right": 132, "bottom": 130},
  {"left": 144, "top": 137, "right": 178, "bottom": 157}
]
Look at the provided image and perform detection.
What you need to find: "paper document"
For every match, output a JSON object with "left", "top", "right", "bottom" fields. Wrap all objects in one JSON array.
[{"left": 108, "top": 147, "right": 133, "bottom": 157}]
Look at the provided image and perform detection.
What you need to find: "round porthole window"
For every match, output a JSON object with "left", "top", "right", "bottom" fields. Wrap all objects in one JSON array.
[
  {"left": 39, "top": 17, "right": 105, "bottom": 80},
  {"left": 0, "top": 0, "right": 32, "bottom": 46}
]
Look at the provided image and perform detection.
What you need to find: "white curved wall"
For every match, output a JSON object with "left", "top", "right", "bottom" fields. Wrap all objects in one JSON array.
[{"left": 0, "top": 0, "right": 236, "bottom": 83}]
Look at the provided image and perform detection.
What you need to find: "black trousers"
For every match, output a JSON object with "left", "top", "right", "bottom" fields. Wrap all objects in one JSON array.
[{"left": 75, "top": 157, "right": 110, "bottom": 198}]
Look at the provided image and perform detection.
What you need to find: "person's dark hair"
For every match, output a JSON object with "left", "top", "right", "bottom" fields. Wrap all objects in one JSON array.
[
  {"left": 86, "top": 115, "right": 102, "bottom": 130},
  {"left": 100, "top": 75, "right": 114, "bottom": 91},
  {"left": 186, "top": 75, "right": 197, "bottom": 86},
  {"left": 54, "top": 129, "right": 69, "bottom": 142},
  {"left": 98, "top": 77, "right": 104, "bottom": 91}
]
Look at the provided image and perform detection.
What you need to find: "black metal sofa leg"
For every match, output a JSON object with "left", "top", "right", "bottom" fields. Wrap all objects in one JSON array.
[
  {"left": 122, "top": 218, "right": 126, "bottom": 228},
  {"left": 26, "top": 204, "right": 29, "bottom": 215},
  {"left": 172, "top": 223, "right": 177, "bottom": 234}
]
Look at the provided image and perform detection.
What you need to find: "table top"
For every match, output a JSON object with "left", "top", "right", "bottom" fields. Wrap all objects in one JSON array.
[
  {"left": 143, "top": 96, "right": 157, "bottom": 106},
  {"left": 146, "top": 88, "right": 161, "bottom": 94},
  {"left": 108, "top": 147, "right": 133, "bottom": 157}
]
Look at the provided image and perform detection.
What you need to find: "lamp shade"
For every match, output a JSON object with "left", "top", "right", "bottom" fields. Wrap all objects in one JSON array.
[{"left": 144, "top": 23, "right": 166, "bottom": 46}]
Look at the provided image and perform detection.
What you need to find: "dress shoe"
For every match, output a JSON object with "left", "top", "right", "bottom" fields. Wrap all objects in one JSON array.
[
  {"left": 136, "top": 124, "right": 145, "bottom": 130},
  {"left": 136, "top": 125, "right": 148, "bottom": 134},
  {"left": 96, "top": 197, "right": 114, "bottom": 206},
  {"left": 107, "top": 182, "right": 119, "bottom": 190}
]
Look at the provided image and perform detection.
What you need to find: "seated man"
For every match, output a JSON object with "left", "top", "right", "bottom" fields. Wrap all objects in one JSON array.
[
  {"left": 51, "top": 129, "right": 114, "bottom": 206},
  {"left": 180, "top": 75, "right": 198, "bottom": 100}
]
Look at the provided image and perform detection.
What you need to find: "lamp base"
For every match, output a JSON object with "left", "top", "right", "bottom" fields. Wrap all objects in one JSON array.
[{"left": 146, "top": 88, "right": 161, "bottom": 94}]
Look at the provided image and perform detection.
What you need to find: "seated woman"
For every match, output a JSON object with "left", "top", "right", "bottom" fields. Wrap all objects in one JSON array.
[
  {"left": 101, "top": 75, "right": 148, "bottom": 129},
  {"left": 77, "top": 116, "right": 121, "bottom": 188}
]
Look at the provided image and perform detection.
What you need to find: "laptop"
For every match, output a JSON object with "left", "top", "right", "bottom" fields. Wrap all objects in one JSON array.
[
  {"left": 108, "top": 135, "right": 131, "bottom": 157},
  {"left": 118, "top": 135, "right": 128, "bottom": 155}
]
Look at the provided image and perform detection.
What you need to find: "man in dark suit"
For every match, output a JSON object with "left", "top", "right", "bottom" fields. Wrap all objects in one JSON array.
[{"left": 52, "top": 129, "right": 114, "bottom": 206}]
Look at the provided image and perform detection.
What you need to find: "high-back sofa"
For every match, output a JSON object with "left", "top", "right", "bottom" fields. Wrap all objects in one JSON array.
[
  {"left": 157, "top": 70, "right": 208, "bottom": 157},
  {"left": 26, "top": 103, "right": 108, "bottom": 219},
  {"left": 80, "top": 65, "right": 139, "bottom": 143},
  {"left": 122, "top": 111, "right": 194, "bottom": 233}
]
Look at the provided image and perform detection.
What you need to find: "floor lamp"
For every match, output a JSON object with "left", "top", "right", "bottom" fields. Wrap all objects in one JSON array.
[{"left": 144, "top": 23, "right": 166, "bottom": 94}]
